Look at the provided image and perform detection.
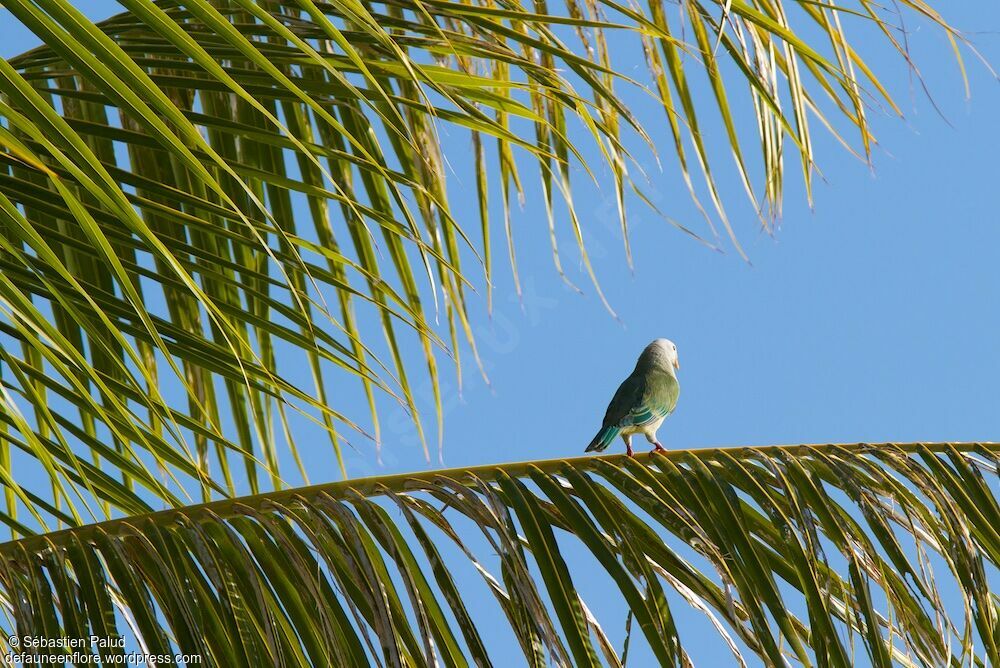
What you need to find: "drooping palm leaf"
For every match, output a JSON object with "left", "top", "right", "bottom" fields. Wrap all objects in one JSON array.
[
  {"left": 0, "top": 0, "right": 974, "bottom": 533},
  {"left": 1, "top": 443, "right": 996, "bottom": 666}
]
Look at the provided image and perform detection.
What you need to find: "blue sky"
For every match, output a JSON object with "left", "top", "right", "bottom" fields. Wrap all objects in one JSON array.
[
  {"left": 3, "top": 2, "right": 999, "bottom": 665},
  {"left": 346, "top": 3, "right": 1000, "bottom": 477}
]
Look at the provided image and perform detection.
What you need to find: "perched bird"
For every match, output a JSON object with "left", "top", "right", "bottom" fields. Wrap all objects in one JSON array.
[{"left": 586, "top": 339, "right": 680, "bottom": 457}]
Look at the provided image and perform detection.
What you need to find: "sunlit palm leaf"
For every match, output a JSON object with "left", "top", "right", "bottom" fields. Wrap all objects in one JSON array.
[
  {"left": 0, "top": 443, "right": 996, "bottom": 666},
  {"left": 0, "top": 0, "right": 972, "bottom": 531}
]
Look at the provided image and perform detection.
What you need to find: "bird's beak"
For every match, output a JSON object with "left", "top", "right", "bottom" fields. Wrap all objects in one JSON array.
[{"left": 673, "top": 358, "right": 680, "bottom": 370}]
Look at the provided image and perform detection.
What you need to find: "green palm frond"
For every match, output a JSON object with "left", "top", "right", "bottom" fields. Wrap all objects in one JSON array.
[
  {"left": 0, "top": 0, "right": 973, "bottom": 531},
  {"left": 1, "top": 443, "right": 997, "bottom": 666}
]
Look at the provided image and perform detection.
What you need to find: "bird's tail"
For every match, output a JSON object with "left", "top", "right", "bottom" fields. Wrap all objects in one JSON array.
[{"left": 586, "top": 425, "right": 619, "bottom": 452}]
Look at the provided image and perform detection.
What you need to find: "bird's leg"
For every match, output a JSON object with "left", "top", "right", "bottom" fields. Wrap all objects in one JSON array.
[
  {"left": 626, "top": 443, "right": 635, "bottom": 458},
  {"left": 645, "top": 432, "right": 667, "bottom": 454}
]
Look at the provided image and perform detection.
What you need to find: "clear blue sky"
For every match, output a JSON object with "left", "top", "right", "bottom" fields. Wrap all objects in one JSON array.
[{"left": 3, "top": 2, "right": 999, "bottom": 665}]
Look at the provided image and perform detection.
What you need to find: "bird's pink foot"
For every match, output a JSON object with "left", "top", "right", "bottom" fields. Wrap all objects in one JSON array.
[
  {"left": 652, "top": 442, "right": 667, "bottom": 454},
  {"left": 626, "top": 445, "right": 635, "bottom": 458}
]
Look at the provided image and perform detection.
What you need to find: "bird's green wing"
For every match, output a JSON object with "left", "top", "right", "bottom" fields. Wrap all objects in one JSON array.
[
  {"left": 601, "top": 373, "right": 646, "bottom": 429},
  {"left": 603, "top": 372, "right": 676, "bottom": 430}
]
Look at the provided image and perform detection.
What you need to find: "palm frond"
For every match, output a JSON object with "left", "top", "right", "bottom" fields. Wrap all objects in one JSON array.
[
  {"left": 1, "top": 443, "right": 996, "bottom": 666},
  {"left": 0, "top": 0, "right": 973, "bottom": 528}
]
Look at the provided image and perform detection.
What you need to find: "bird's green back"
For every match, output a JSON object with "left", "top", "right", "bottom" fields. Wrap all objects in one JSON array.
[{"left": 601, "top": 369, "right": 678, "bottom": 429}]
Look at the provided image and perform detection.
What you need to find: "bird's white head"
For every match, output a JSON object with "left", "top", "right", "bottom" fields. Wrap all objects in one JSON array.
[{"left": 638, "top": 338, "right": 680, "bottom": 374}]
